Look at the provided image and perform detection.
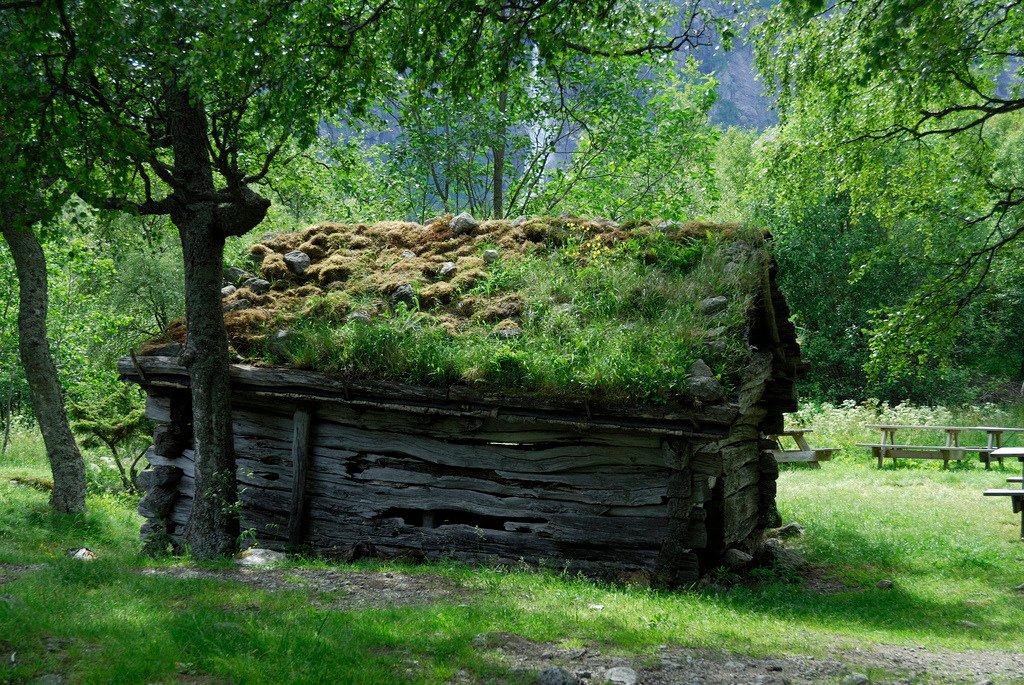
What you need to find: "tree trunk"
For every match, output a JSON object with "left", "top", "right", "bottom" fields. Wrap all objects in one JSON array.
[
  {"left": 0, "top": 224, "right": 87, "bottom": 513},
  {"left": 491, "top": 89, "right": 508, "bottom": 219},
  {"left": 1, "top": 389, "right": 11, "bottom": 456},
  {"left": 169, "top": 90, "right": 239, "bottom": 558}
]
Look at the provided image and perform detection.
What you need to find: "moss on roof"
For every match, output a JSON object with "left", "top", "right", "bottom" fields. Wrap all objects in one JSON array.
[{"left": 149, "top": 216, "right": 774, "bottom": 407}]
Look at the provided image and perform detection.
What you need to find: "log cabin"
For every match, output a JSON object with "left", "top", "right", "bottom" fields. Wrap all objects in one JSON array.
[{"left": 121, "top": 216, "right": 802, "bottom": 586}]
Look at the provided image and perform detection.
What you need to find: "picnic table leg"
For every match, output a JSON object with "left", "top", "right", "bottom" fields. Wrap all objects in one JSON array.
[
  {"left": 874, "top": 446, "right": 882, "bottom": 469},
  {"left": 944, "top": 429, "right": 962, "bottom": 469},
  {"left": 885, "top": 429, "right": 897, "bottom": 467},
  {"left": 793, "top": 433, "right": 822, "bottom": 469},
  {"left": 983, "top": 431, "right": 997, "bottom": 470}
]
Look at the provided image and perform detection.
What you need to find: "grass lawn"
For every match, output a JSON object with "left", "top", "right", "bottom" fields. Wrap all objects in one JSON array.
[{"left": 2, "top": 422, "right": 1024, "bottom": 684}]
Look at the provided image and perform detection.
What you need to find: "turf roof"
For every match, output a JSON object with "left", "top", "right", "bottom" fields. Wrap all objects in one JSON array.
[{"left": 151, "top": 216, "right": 773, "bottom": 406}]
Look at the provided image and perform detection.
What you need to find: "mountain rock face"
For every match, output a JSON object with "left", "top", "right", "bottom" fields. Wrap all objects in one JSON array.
[
  {"left": 699, "top": 39, "right": 776, "bottom": 129},
  {"left": 678, "top": 0, "right": 777, "bottom": 130}
]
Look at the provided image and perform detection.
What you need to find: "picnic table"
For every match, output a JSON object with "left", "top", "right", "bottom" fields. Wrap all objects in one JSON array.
[
  {"left": 983, "top": 447, "right": 1024, "bottom": 540},
  {"left": 858, "top": 424, "right": 1024, "bottom": 469},
  {"left": 767, "top": 429, "right": 838, "bottom": 469}
]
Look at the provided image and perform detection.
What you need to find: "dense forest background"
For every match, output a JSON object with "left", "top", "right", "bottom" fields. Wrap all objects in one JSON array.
[{"left": 2, "top": 0, "right": 1022, "bottom": 458}]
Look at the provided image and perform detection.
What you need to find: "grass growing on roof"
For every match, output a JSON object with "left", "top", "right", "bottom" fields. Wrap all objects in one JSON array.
[{"left": 199, "top": 218, "right": 767, "bottom": 404}]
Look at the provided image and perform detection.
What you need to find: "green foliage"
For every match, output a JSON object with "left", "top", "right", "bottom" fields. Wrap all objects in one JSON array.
[
  {"left": 752, "top": 0, "right": 1024, "bottom": 388},
  {"left": 384, "top": 54, "right": 718, "bottom": 222},
  {"left": 0, "top": 241, "right": 26, "bottom": 438},
  {"left": 68, "top": 386, "right": 151, "bottom": 494},
  {"left": 0, "top": 198, "right": 185, "bottom": 429},
  {"left": 260, "top": 138, "right": 408, "bottom": 229},
  {"left": 720, "top": 116, "right": 1024, "bottom": 403},
  {"left": 539, "top": 60, "right": 719, "bottom": 221}
]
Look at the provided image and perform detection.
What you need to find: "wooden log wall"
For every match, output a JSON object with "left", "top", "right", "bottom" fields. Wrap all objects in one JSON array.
[{"left": 129, "top": 349, "right": 785, "bottom": 586}]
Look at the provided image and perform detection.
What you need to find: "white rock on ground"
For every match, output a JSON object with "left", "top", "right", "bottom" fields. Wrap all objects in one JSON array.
[
  {"left": 604, "top": 665, "right": 638, "bottom": 685},
  {"left": 450, "top": 212, "right": 478, "bottom": 235},
  {"left": 235, "top": 548, "right": 287, "bottom": 566}
]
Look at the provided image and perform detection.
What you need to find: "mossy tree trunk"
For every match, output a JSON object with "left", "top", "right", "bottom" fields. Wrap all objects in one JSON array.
[
  {"left": 166, "top": 88, "right": 269, "bottom": 558},
  {"left": 1, "top": 221, "right": 87, "bottom": 514}
]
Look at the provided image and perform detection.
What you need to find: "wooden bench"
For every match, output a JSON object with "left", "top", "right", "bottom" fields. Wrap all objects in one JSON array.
[
  {"left": 984, "top": 447, "right": 1024, "bottom": 540},
  {"left": 855, "top": 443, "right": 970, "bottom": 469},
  {"left": 861, "top": 424, "right": 1024, "bottom": 469},
  {"left": 768, "top": 429, "right": 838, "bottom": 469}
]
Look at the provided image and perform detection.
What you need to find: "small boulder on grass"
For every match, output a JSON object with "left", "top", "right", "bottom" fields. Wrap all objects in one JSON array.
[
  {"left": 535, "top": 668, "right": 580, "bottom": 685},
  {"left": 235, "top": 548, "right": 286, "bottom": 567},
  {"left": 226, "top": 266, "right": 250, "bottom": 284},
  {"left": 68, "top": 548, "right": 97, "bottom": 561},
  {"left": 774, "top": 522, "right": 805, "bottom": 539},
  {"left": 699, "top": 295, "right": 729, "bottom": 316},
  {"left": 686, "top": 359, "right": 724, "bottom": 403},
  {"left": 604, "top": 666, "right": 638, "bottom": 685},
  {"left": 760, "top": 538, "right": 807, "bottom": 572},
  {"left": 267, "top": 330, "right": 294, "bottom": 356},
  {"left": 243, "top": 277, "right": 271, "bottom": 295},
  {"left": 721, "top": 547, "right": 754, "bottom": 571}
]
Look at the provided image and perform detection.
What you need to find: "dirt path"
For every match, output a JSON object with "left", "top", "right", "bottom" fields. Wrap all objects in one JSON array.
[{"left": 484, "top": 633, "right": 1024, "bottom": 684}]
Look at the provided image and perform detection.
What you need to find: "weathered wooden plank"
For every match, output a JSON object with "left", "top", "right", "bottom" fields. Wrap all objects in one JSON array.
[
  {"left": 309, "top": 474, "right": 659, "bottom": 524},
  {"left": 691, "top": 474, "right": 717, "bottom": 503},
  {"left": 239, "top": 483, "right": 669, "bottom": 548},
  {"left": 312, "top": 403, "right": 664, "bottom": 449},
  {"left": 236, "top": 451, "right": 670, "bottom": 513},
  {"left": 771, "top": 449, "right": 817, "bottom": 463},
  {"left": 144, "top": 447, "right": 195, "bottom": 476},
  {"left": 231, "top": 406, "right": 670, "bottom": 472},
  {"left": 145, "top": 395, "right": 172, "bottom": 423},
  {"left": 287, "top": 407, "right": 314, "bottom": 547},
  {"left": 119, "top": 356, "right": 738, "bottom": 434},
  {"left": 168, "top": 493, "right": 193, "bottom": 526},
  {"left": 296, "top": 510, "right": 665, "bottom": 565},
  {"left": 721, "top": 462, "right": 760, "bottom": 499},
  {"left": 312, "top": 423, "right": 666, "bottom": 473}
]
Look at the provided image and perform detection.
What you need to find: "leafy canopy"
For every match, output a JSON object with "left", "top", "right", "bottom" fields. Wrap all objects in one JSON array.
[{"left": 753, "top": 0, "right": 1024, "bottom": 380}]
